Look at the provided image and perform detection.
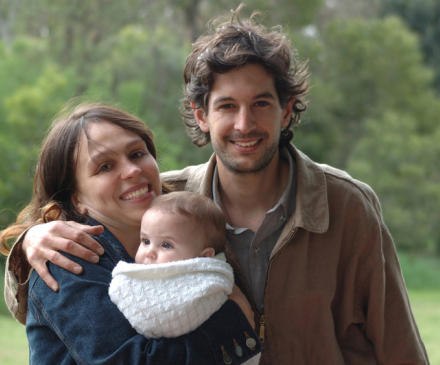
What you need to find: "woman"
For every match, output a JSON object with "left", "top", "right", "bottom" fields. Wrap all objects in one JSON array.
[{"left": 0, "top": 102, "right": 259, "bottom": 364}]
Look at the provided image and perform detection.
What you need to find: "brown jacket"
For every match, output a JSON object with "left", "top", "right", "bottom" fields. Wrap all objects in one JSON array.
[
  {"left": 5, "top": 144, "right": 429, "bottom": 364},
  {"left": 161, "top": 144, "right": 429, "bottom": 364}
]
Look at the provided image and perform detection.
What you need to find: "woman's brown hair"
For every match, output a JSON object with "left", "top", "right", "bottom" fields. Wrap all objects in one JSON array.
[{"left": 1, "top": 102, "right": 168, "bottom": 256}]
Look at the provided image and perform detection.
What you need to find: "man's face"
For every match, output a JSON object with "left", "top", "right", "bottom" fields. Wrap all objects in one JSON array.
[{"left": 194, "top": 63, "right": 292, "bottom": 174}]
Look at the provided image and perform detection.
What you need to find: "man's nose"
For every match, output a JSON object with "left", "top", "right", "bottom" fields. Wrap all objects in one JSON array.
[{"left": 234, "top": 107, "right": 256, "bottom": 133}]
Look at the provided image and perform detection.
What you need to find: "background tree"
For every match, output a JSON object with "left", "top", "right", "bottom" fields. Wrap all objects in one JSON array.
[
  {"left": 0, "top": 0, "right": 439, "bottom": 256},
  {"left": 380, "top": 0, "right": 440, "bottom": 94}
]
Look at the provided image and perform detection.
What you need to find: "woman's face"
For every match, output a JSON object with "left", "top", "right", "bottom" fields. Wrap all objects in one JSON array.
[{"left": 72, "top": 121, "right": 161, "bottom": 233}]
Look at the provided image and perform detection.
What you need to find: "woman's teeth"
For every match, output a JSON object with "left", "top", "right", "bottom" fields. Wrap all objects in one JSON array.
[{"left": 122, "top": 186, "right": 149, "bottom": 200}]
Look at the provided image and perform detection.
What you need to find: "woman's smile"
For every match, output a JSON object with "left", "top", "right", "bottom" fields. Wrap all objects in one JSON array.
[
  {"left": 72, "top": 121, "right": 161, "bottom": 236},
  {"left": 120, "top": 183, "right": 152, "bottom": 201}
]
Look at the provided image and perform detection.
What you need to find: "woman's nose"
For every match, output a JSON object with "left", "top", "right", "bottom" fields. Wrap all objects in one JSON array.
[{"left": 121, "top": 161, "right": 141, "bottom": 180}]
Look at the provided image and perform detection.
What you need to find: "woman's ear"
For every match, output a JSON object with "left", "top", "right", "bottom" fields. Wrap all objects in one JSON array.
[
  {"left": 71, "top": 193, "right": 88, "bottom": 215},
  {"left": 191, "top": 102, "right": 210, "bottom": 133},
  {"left": 199, "top": 247, "right": 215, "bottom": 258}
]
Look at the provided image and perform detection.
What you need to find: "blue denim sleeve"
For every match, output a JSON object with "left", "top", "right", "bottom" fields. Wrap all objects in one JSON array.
[{"left": 26, "top": 252, "right": 261, "bottom": 365}]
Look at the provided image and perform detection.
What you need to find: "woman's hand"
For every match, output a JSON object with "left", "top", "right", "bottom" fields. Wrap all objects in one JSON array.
[
  {"left": 23, "top": 221, "right": 104, "bottom": 291},
  {"left": 228, "top": 284, "right": 255, "bottom": 329}
]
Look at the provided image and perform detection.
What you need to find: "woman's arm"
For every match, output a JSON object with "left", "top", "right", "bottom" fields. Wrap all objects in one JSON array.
[
  {"left": 27, "top": 251, "right": 261, "bottom": 364},
  {"left": 23, "top": 221, "right": 105, "bottom": 288},
  {"left": 4, "top": 221, "right": 104, "bottom": 323}
]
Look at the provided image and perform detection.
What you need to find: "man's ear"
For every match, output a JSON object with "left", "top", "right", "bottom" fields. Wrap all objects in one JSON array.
[
  {"left": 199, "top": 247, "right": 215, "bottom": 258},
  {"left": 71, "top": 193, "right": 88, "bottom": 215},
  {"left": 281, "top": 98, "right": 295, "bottom": 129},
  {"left": 191, "top": 102, "right": 210, "bottom": 133}
]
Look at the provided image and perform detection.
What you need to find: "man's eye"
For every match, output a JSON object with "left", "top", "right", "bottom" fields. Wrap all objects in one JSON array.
[
  {"left": 255, "top": 101, "right": 269, "bottom": 107},
  {"left": 162, "top": 242, "right": 172, "bottom": 249},
  {"left": 219, "top": 104, "right": 234, "bottom": 109},
  {"left": 143, "top": 239, "right": 150, "bottom": 245}
]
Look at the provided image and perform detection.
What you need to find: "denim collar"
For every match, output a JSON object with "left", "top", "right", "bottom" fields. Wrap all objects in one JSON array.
[{"left": 84, "top": 217, "right": 135, "bottom": 263}]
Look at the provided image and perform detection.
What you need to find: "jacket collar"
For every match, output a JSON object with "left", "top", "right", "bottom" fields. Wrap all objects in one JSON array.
[
  {"left": 287, "top": 144, "right": 329, "bottom": 233},
  {"left": 185, "top": 143, "right": 329, "bottom": 234}
]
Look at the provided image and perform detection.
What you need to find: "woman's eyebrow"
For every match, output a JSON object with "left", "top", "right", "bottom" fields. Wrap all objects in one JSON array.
[{"left": 86, "top": 138, "right": 145, "bottom": 166}]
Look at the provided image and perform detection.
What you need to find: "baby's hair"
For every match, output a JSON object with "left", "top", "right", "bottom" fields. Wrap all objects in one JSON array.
[{"left": 148, "top": 191, "right": 227, "bottom": 254}]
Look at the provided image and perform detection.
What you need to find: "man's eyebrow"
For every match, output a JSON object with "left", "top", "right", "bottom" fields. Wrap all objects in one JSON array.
[
  {"left": 254, "top": 92, "right": 276, "bottom": 100},
  {"left": 212, "top": 92, "right": 276, "bottom": 106},
  {"left": 212, "top": 96, "right": 235, "bottom": 106}
]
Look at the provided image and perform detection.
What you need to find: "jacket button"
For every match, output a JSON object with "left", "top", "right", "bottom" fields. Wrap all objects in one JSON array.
[
  {"left": 223, "top": 353, "right": 232, "bottom": 364},
  {"left": 246, "top": 337, "right": 257, "bottom": 350},
  {"left": 235, "top": 345, "right": 243, "bottom": 356}
]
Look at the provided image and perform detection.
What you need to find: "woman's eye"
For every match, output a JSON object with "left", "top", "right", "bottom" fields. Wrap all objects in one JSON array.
[
  {"left": 143, "top": 239, "right": 150, "bottom": 246},
  {"left": 98, "top": 163, "right": 112, "bottom": 173},
  {"left": 131, "top": 151, "right": 147, "bottom": 159},
  {"left": 162, "top": 242, "right": 172, "bottom": 249}
]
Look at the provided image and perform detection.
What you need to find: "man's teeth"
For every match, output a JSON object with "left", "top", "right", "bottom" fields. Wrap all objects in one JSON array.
[
  {"left": 122, "top": 187, "right": 149, "bottom": 200},
  {"left": 235, "top": 140, "right": 258, "bottom": 147}
]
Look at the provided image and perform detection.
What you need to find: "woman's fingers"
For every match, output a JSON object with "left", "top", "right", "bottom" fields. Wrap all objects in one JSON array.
[
  {"left": 50, "top": 221, "right": 105, "bottom": 257},
  {"left": 22, "top": 221, "right": 105, "bottom": 291},
  {"left": 64, "top": 222, "right": 105, "bottom": 255},
  {"left": 30, "top": 254, "right": 60, "bottom": 292},
  {"left": 25, "top": 221, "right": 104, "bottom": 262}
]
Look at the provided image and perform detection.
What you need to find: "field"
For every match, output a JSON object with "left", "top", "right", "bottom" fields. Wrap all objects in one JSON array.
[
  {"left": 1, "top": 254, "right": 439, "bottom": 363},
  {"left": 0, "top": 315, "right": 28, "bottom": 365}
]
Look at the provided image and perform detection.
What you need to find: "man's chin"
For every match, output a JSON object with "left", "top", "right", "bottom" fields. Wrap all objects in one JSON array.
[{"left": 222, "top": 160, "right": 272, "bottom": 175}]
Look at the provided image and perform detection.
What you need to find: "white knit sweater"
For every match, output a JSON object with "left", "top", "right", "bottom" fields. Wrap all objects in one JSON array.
[{"left": 109, "top": 254, "right": 234, "bottom": 338}]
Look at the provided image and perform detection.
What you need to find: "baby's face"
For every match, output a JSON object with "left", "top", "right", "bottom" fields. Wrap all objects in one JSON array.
[{"left": 135, "top": 209, "right": 213, "bottom": 265}]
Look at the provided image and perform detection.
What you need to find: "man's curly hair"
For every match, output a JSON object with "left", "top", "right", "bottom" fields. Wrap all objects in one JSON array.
[{"left": 180, "top": 4, "right": 309, "bottom": 149}]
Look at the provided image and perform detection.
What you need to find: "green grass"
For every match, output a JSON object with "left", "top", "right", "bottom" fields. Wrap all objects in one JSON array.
[
  {"left": 0, "top": 315, "right": 28, "bottom": 364},
  {"left": 408, "top": 290, "right": 440, "bottom": 364}
]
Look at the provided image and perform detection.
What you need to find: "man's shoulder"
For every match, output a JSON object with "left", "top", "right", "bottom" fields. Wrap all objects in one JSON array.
[
  {"left": 292, "top": 145, "right": 377, "bottom": 201},
  {"left": 160, "top": 161, "right": 212, "bottom": 193},
  {"left": 160, "top": 163, "right": 207, "bottom": 182},
  {"left": 316, "top": 162, "right": 382, "bottom": 215},
  {"left": 319, "top": 163, "right": 374, "bottom": 193}
]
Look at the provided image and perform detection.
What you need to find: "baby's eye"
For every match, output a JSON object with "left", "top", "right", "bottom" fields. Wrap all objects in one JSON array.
[
  {"left": 162, "top": 242, "right": 172, "bottom": 249},
  {"left": 143, "top": 239, "right": 150, "bottom": 245}
]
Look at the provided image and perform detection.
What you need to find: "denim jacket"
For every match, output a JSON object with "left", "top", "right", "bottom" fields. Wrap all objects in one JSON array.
[{"left": 26, "top": 218, "right": 261, "bottom": 365}]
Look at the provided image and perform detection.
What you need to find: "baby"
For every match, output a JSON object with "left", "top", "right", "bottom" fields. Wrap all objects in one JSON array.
[{"left": 109, "top": 191, "right": 261, "bottom": 364}]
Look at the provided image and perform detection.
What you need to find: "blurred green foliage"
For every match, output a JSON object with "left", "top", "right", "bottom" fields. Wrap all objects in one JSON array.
[{"left": 0, "top": 0, "right": 439, "bottom": 255}]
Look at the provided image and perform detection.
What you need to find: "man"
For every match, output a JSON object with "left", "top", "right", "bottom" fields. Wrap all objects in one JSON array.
[{"left": 4, "top": 7, "right": 429, "bottom": 364}]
